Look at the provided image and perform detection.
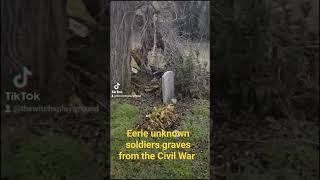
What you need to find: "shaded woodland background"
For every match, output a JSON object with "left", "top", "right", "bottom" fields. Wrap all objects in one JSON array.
[
  {"left": 1, "top": 0, "right": 109, "bottom": 179},
  {"left": 0, "top": 0, "right": 319, "bottom": 180},
  {"left": 212, "top": 0, "right": 319, "bottom": 179}
]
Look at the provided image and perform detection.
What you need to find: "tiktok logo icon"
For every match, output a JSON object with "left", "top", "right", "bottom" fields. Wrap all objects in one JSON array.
[
  {"left": 112, "top": 82, "right": 123, "bottom": 96},
  {"left": 13, "top": 66, "right": 32, "bottom": 88},
  {"left": 114, "top": 82, "right": 120, "bottom": 90}
]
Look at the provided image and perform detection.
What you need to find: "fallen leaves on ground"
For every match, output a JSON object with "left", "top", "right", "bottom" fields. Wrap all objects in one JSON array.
[{"left": 137, "top": 104, "right": 180, "bottom": 131}]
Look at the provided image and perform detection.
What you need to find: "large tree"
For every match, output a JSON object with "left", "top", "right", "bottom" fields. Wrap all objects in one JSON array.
[
  {"left": 110, "top": 1, "right": 136, "bottom": 91},
  {"left": 1, "top": 0, "right": 67, "bottom": 101}
]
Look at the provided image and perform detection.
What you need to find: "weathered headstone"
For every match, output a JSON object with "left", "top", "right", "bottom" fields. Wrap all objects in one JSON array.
[{"left": 162, "top": 71, "right": 175, "bottom": 104}]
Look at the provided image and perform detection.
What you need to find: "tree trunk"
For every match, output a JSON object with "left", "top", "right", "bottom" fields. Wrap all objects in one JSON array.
[
  {"left": 1, "top": 0, "right": 67, "bottom": 102},
  {"left": 110, "top": 1, "right": 135, "bottom": 91}
]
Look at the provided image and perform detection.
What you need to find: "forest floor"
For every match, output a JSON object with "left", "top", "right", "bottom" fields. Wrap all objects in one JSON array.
[
  {"left": 1, "top": 88, "right": 318, "bottom": 180},
  {"left": 212, "top": 105, "right": 319, "bottom": 180},
  {"left": 1, "top": 108, "right": 107, "bottom": 179}
]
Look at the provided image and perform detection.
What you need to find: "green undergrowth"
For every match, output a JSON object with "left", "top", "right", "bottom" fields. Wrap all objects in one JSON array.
[
  {"left": 1, "top": 127, "right": 99, "bottom": 180},
  {"left": 111, "top": 101, "right": 209, "bottom": 179},
  {"left": 230, "top": 141, "right": 319, "bottom": 180}
]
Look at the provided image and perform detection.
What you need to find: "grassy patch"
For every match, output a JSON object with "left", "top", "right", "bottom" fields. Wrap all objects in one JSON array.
[
  {"left": 230, "top": 141, "right": 319, "bottom": 180},
  {"left": 179, "top": 104, "right": 210, "bottom": 141},
  {"left": 1, "top": 128, "right": 99, "bottom": 180},
  {"left": 111, "top": 101, "right": 209, "bottom": 179},
  {"left": 178, "top": 103, "right": 210, "bottom": 178}
]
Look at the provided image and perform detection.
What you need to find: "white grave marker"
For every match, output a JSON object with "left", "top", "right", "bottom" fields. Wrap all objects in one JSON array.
[{"left": 162, "top": 71, "right": 175, "bottom": 104}]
